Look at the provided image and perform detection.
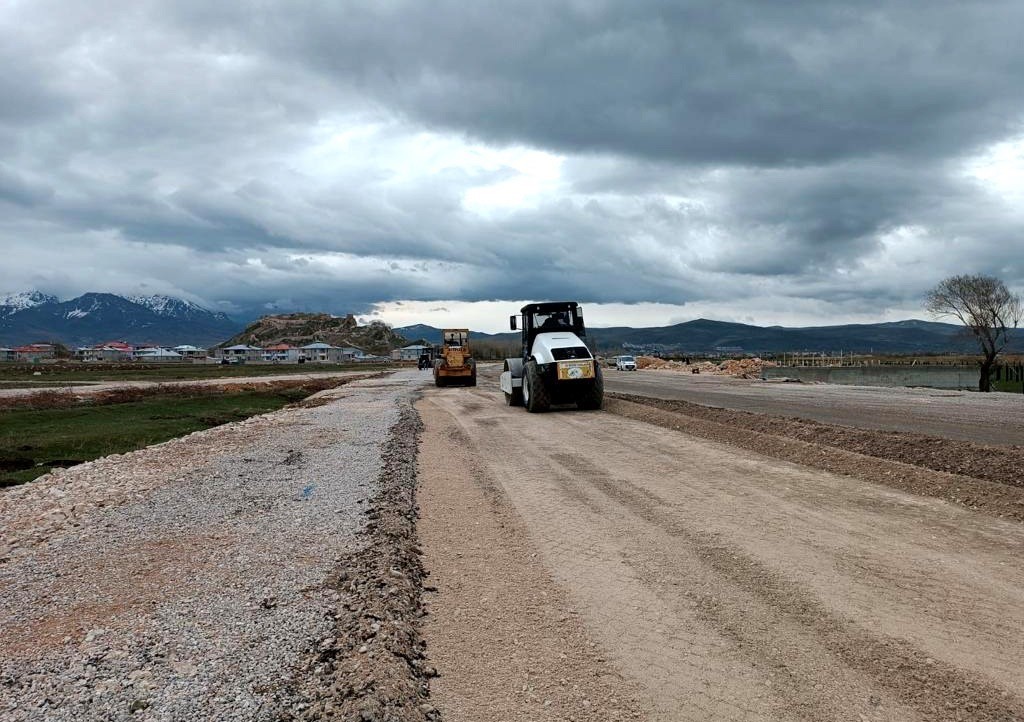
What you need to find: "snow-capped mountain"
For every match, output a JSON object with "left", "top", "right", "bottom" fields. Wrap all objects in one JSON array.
[
  {"left": 125, "top": 294, "right": 227, "bottom": 320},
  {"left": 0, "top": 291, "right": 240, "bottom": 346},
  {"left": 0, "top": 291, "right": 59, "bottom": 318}
]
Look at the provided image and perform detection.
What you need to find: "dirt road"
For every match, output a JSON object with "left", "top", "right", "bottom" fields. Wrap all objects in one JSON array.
[
  {"left": 604, "top": 369, "right": 1024, "bottom": 446},
  {"left": 418, "top": 385, "right": 1024, "bottom": 722}
]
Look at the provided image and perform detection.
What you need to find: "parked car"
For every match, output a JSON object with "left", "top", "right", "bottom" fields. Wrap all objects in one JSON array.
[{"left": 616, "top": 355, "right": 637, "bottom": 371}]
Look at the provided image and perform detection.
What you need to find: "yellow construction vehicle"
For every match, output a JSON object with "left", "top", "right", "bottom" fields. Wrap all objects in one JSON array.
[{"left": 434, "top": 328, "right": 476, "bottom": 387}]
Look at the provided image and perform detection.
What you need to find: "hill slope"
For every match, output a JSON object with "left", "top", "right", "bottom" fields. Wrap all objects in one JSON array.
[{"left": 220, "top": 314, "right": 407, "bottom": 355}]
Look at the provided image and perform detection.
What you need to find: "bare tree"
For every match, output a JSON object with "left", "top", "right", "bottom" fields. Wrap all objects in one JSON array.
[{"left": 925, "top": 274, "right": 1022, "bottom": 391}]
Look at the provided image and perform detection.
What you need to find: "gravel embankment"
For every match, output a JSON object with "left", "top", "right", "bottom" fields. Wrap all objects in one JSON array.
[{"left": 1, "top": 371, "right": 427, "bottom": 721}]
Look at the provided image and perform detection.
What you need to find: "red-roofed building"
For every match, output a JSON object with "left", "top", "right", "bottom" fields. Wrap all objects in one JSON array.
[
  {"left": 99, "top": 341, "right": 135, "bottom": 353},
  {"left": 14, "top": 343, "right": 55, "bottom": 362},
  {"left": 75, "top": 343, "right": 134, "bottom": 362}
]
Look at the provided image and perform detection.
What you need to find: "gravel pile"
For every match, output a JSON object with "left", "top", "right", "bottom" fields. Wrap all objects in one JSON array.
[{"left": 1, "top": 371, "right": 427, "bottom": 721}]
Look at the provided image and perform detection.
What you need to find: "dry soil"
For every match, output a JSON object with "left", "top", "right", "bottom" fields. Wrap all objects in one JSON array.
[{"left": 418, "top": 383, "right": 1024, "bottom": 722}]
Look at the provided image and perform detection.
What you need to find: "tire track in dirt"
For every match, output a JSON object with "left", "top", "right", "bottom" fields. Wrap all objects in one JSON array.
[
  {"left": 422, "top": 383, "right": 1024, "bottom": 721},
  {"left": 553, "top": 451, "right": 1024, "bottom": 722},
  {"left": 417, "top": 397, "right": 647, "bottom": 721}
]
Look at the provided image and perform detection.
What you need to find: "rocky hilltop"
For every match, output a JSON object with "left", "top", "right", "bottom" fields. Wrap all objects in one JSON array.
[{"left": 220, "top": 313, "right": 407, "bottom": 356}]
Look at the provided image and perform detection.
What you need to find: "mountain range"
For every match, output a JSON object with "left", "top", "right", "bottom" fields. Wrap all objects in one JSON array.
[
  {"left": 0, "top": 289, "right": 1013, "bottom": 354},
  {"left": 0, "top": 292, "right": 240, "bottom": 347},
  {"left": 396, "top": 318, "right": 1018, "bottom": 355}
]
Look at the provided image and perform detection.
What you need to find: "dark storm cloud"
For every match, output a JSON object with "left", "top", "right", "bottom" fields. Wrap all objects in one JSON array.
[
  {"left": 227, "top": 0, "right": 1024, "bottom": 165},
  {"left": 0, "top": 0, "right": 1022, "bottom": 323}
]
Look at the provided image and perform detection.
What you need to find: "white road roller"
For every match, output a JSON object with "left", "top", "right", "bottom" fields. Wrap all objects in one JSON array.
[{"left": 499, "top": 301, "right": 603, "bottom": 412}]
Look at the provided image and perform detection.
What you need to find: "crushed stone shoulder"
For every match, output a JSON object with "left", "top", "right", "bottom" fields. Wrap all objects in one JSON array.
[{"left": 1, "top": 372, "right": 430, "bottom": 722}]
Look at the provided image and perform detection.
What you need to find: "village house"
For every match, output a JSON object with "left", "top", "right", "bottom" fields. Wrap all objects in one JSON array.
[
  {"left": 393, "top": 344, "right": 430, "bottom": 361},
  {"left": 14, "top": 343, "right": 56, "bottom": 362},
  {"left": 134, "top": 347, "right": 185, "bottom": 362},
  {"left": 75, "top": 341, "right": 134, "bottom": 362},
  {"left": 217, "top": 344, "right": 262, "bottom": 362},
  {"left": 338, "top": 346, "right": 366, "bottom": 360},
  {"left": 299, "top": 342, "right": 352, "bottom": 363},
  {"left": 172, "top": 344, "right": 207, "bottom": 359},
  {"left": 0, "top": 348, "right": 15, "bottom": 362},
  {"left": 262, "top": 343, "right": 300, "bottom": 363},
  {"left": 101, "top": 340, "right": 135, "bottom": 354}
]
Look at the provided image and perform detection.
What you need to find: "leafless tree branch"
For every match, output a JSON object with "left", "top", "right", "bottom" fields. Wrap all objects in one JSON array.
[{"left": 925, "top": 274, "right": 1022, "bottom": 391}]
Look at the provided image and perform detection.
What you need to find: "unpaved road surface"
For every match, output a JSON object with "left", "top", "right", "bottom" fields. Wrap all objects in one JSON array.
[
  {"left": 1, "top": 371, "right": 429, "bottom": 721},
  {"left": 0, "top": 371, "right": 370, "bottom": 399},
  {"left": 419, "top": 383, "right": 1024, "bottom": 722},
  {"left": 604, "top": 369, "right": 1024, "bottom": 446}
]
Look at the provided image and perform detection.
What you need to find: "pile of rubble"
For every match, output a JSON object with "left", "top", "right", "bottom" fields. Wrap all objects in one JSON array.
[
  {"left": 634, "top": 356, "right": 776, "bottom": 379},
  {"left": 635, "top": 357, "right": 713, "bottom": 372},
  {"left": 716, "top": 358, "right": 777, "bottom": 378}
]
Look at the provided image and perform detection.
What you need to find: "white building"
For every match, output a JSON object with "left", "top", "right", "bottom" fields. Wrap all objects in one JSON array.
[
  {"left": 76, "top": 346, "right": 133, "bottom": 362},
  {"left": 393, "top": 344, "right": 430, "bottom": 361},
  {"left": 134, "top": 347, "right": 185, "bottom": 362},
  {"left": 173, "top": 344, "right": 207, "bottom": 359},
  {"left": 338, "top": 346, "right": 366, "bottom": 360},
  {"left": 218, "top": 344, "right": 262, "bottom": 362},
  {"left": 300, "top": 342, "right": 352, "bottom": 363},
  {"left": 262, "top": 344, "right": 301, "bottom": 363}
]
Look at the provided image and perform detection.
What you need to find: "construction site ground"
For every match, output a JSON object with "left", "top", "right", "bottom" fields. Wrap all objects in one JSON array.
[
  {"left": 418, "top": 366, "right": 1023, "bottom": 722},
  {"left": 603, "top": 367, "right": 1024, "bottom": 446},
  {"left": 3, "top": 366, "right": 1023, "bottom": 721}
]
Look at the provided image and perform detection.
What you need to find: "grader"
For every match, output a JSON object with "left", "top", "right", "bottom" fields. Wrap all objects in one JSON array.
[{"left": 434, "top": 328, "right": 477, "bottom": 386}]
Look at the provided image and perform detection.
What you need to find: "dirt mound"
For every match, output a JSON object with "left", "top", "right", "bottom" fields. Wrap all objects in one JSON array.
[
  {"left": 634, "top": 356, "right": 776, "bottom": 378},
  {"left": 285, "top": 403, "right": 437, "bottom": 722},
  {"left": 716, "top": 357, "right": 777, "bottom": 378}
]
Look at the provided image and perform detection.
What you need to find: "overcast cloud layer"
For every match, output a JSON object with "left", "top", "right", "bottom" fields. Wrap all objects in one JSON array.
[{"left": 1, "top": 0, "right": 1023, "bottom": 330}]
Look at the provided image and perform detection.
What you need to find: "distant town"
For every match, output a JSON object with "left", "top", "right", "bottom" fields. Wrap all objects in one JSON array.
[{"left": 0, "top": 340, "right": 432, "bottom": 364}]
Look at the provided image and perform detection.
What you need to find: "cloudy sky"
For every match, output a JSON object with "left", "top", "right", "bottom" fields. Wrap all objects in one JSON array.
[{"left": 1, "top": 1, "right": 1023, "bottom": 332}]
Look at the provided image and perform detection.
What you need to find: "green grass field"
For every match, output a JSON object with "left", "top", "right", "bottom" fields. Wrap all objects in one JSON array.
[
  {"left": 0, "top": 362, "right": 386, "bottom": 387},
  {"left": 0, "top": 388, "right": 314, "bottom": 487}
]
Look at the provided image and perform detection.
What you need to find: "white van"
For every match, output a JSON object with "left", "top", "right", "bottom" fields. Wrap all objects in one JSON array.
[{"left": 616, "top": 355, "right": 637, "bottom": 371}]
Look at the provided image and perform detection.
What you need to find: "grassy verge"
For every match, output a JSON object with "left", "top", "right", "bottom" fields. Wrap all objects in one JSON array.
[
  {"left": 0, "top": 362, "right": 387, "bottom": 386},
  {"left": 0, "top": 381, "right": 96, "bottom": 388},
  {"left": 0, "top": 381, "right": 358, "bottom": 488}
]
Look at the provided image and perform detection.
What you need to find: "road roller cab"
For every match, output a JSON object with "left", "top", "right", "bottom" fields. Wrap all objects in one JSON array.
[{"left": 499, "top": 302, "right": 603, "bottom": 412}]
